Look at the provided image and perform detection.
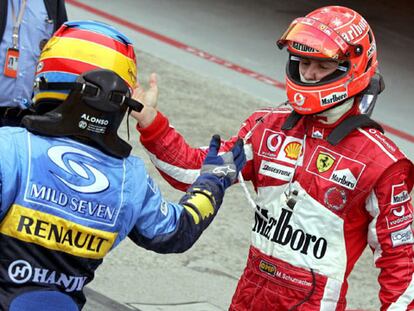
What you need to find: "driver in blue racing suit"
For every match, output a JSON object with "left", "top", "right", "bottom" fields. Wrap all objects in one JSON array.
[{"left": 0, "top": 21, "right": 245, "bottom": 311}]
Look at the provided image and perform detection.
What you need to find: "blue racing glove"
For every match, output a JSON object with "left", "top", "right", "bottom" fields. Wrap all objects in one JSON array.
[
  {"left": 200, "top": 134, "right": 246, "bottom": 190},
  {"left": 175, "top": 135, "right": 246, "bottom": 231}
]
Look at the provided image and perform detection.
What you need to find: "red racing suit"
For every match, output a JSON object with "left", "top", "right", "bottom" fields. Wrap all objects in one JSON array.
[{"left": 137, "top": 106, "right": 414, "bottom": 310}]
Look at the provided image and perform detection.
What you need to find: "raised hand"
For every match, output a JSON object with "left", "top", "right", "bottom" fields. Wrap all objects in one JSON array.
[{"left": 130, "top": 73, "right": 158, "bottom": 127}]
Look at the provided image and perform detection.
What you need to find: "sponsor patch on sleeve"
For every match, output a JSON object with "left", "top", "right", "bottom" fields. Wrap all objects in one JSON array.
[
  {"left": 386, "top": 205, "right": 413, "bottom": 230},
  {"left": 391, "top": 182, "right": 411, "bottom": 205},
  {"left": 390, "top": 225, "right": 414, "bottom": 247}
]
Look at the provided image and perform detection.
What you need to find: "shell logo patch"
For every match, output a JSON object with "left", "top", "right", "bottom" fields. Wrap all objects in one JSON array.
[{"left": 284, "top": 142, "right": 302, "bottom": 160}]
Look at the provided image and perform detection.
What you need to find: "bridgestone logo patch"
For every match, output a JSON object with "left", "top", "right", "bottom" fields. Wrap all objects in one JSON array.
[{"left": 259, "top": 160, "right": 294, "bottom": 181}]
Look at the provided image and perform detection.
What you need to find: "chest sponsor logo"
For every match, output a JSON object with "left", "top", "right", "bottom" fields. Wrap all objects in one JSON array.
[
  {"left": 8, "top": 260, "right": 87, "bottom": 292},
  {"left": 311, "top": 126, "right": 324, "bottom": 139},
  {"left": 260, "top": 130, "right": 283, "bottom": 158},
  {"left": 258, "top": 129, "right": 303, "bottom": 165},
  {"left": 316, "top": 152, "right": 335, "bottom": 173},
  {"left": 330, "top": 169, "right": 358, "bottom": 190},
  {"left": 259, "top": 161, "right": 294, "bottom": 181},
  {"left": 390, "top": 225, "right": 414, "bottom": 247},
  {"left": 391, "top": 182, "right": 411, "bottom": 205},
  {"left": 386, "top": 205, "right": 413, "bottom": 230},
  {"left": 253, "top": 206, "right": 327, "bottom": 259},
  {"left": 284, "top": 142, "right": 302, "bottom": 160},
  {"left": 306, "top": 146, "right": 366, "bottom": 190}
]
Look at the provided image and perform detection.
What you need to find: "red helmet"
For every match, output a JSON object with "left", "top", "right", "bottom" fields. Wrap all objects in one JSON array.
[{"left": 277, "top": 6, "right": 378, "bottom": 115}]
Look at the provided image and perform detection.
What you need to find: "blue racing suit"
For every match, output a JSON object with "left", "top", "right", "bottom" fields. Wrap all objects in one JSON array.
[{"left": 0, "top": 127, "right": 225, "bottom": 311}]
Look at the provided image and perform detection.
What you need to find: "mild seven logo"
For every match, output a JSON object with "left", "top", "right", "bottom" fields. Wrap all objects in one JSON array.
[{"left": 47, "top": 146, "right": 109, "bottom": 193}]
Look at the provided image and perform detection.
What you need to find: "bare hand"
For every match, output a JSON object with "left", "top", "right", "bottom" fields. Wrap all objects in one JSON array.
[
  {"left": 133, "top": 73, "right": 158, "bottom": 109},
  {"left": 130, "top": 73, "right": 158, "bottom": 128}
]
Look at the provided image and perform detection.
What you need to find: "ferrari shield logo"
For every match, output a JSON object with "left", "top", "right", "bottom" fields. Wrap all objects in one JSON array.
[{"left": 316, "top": 152, "right": 335, "bottom": 173}]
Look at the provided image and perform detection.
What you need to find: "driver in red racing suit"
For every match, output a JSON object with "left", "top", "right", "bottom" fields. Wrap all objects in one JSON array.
[{"left": 132, "top": 6, "right": 414, "bottom": 311}]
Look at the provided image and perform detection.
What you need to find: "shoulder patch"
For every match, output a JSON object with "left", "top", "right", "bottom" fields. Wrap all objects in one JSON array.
[{"left": 357, "top": 128, "right": 400, "bottom": 162}]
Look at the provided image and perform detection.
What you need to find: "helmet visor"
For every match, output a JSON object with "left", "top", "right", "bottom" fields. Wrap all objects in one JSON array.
[{"left": 278, "top": 17, "right": 350, "bottom": 60}]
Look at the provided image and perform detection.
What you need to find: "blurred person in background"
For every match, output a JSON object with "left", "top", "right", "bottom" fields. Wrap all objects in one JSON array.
[
  {"left": 0, "top": 0, "right": 67, "bottom": 126},
  {"left": 132, "top": 5, "right": 414, "bottom": 310},
  {"left": 0, "top": 20, "right": 245, "bottom": 311}
]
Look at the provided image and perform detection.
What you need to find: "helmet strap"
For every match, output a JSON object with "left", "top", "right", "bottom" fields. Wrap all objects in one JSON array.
[{"left": 35, "top": 77, "right": 144, "bottom": 113}]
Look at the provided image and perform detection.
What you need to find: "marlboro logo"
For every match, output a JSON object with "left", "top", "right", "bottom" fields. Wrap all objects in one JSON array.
[
  {"left": 321, "top": 92, "right": 347, "bottom": 106},
  {"left": 253, "top": 207, "right": 328, "bottom": 259}
]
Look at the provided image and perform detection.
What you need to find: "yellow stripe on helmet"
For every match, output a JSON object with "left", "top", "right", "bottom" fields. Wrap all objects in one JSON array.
[
  {"left": 41, "top": 36, "right": 137, "bottom": 88},
  {"left": 33, "top": 91, "right": 69, "bottom": 103}
]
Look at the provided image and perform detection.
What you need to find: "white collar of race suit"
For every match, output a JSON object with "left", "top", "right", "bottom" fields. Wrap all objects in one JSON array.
[{"left": 316, "top": 98, "right": 354, "bottom": 125}]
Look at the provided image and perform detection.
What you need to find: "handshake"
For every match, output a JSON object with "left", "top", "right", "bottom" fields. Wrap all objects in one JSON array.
[{"left": 200, "top": 135, "right": 246, "bottom": 190}]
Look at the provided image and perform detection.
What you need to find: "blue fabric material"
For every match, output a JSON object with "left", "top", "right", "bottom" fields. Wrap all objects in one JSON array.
[
  {"left": 10, "top": 291, "right": 78, "bottom": 311},
  {"left": 0, "top": 0, "right": 54, "bottom": 108}
]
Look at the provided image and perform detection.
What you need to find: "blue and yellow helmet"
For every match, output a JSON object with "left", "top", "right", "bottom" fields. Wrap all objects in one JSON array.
[{"left": 33, "top": 20, "right": 137, "bottom": 104}]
